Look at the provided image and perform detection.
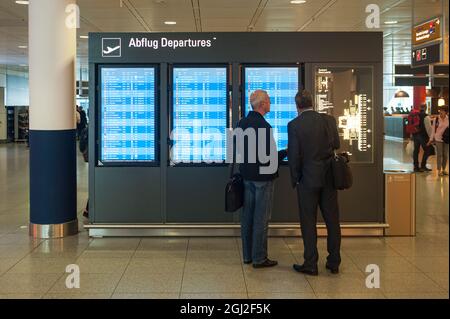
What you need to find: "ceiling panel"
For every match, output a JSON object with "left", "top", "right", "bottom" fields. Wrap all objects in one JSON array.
[{"left": 0, "top": 0, "right": 448, "bottom": 67}]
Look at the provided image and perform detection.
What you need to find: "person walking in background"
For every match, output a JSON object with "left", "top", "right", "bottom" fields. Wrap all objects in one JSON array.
[
  {"left": 76, "top": 105, "right": 88, "bottom": 139},
  {"left": 410, "top": 104, "right": 434, "bottom": 172},
  {"left": 79, "top": 123, "right": 89, "bottom": 218},
  {"left": 76, "top": 105, "right": 81, "bottom": 139},
  {"left": 428, "top": 106, "right": 449, "bottom": 176},
  {"left": 287, "top": 90, "right": 341, "bottom": 276},
  {"left": 237, "top": 90, "right": 287, "bottom": 268}
]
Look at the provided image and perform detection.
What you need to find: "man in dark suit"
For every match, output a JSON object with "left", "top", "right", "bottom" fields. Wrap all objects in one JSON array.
[{"left": 287, "top": 90, "right": 341, "bottom": 276}]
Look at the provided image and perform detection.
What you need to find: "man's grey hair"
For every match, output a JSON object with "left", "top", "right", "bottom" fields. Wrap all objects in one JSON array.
[{"left": 250, "top": 90, "right": 269, "bottom": 110}]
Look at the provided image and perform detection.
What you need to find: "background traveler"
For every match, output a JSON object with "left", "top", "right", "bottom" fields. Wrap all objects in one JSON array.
[
  {"left": 79, "top": 124, "right": 89, "bottom": 218},
  {"left": 410, "top": 104, "right": 434, "bottom": 172},
  {"left": 429, "top": 106, "right": 449, "bottom": 176}
]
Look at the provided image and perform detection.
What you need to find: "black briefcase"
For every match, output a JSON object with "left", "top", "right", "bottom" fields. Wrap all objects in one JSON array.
[
  {"left": 225, "top": 164, "right": 244, "bottom": 212},
  {"left": 331, "top": 152, "right": 353, "bottom": 190}
]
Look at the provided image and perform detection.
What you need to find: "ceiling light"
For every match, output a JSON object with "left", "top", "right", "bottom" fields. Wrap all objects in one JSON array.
[
  {"left": 438, "top": 98, "right": 446, "bottom": 107},
  {"left": 164, "top": 21, "right": 177, "bottom": 25},
  {"left": 384, "top": 21, "right": 398, "bottom": 25},
  {"left": 290, "top": 0, "right": 307, "bottom": 3},
  {"left": 15, "top": 0, "right": 29, "bottom": 4},
  {"left": 18, "top": 45, "right": 27, "bottom": 49},
  {"left": 80, "top": 35, "right": 89, "bottom": 39}
]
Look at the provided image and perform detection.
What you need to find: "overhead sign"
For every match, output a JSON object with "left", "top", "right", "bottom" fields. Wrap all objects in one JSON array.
[
  {"left": 411, "top": 42, "right": 441, "bottom": 67},
  {"left": 412, "top": 17, "right": 441, "bottom": 46}
]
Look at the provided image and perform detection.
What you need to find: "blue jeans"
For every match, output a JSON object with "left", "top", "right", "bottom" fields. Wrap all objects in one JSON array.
[{"left": 241, "top": 180, "right": 275, "bottom": 264}]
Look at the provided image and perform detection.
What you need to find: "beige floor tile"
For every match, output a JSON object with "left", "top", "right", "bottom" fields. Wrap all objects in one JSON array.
[
  {"left": 343, "top": 247, "right": 401, "bottom": 258},
  {"left": 248, "top": 292, "right": 316, "bottom": 299},
  {"left": 0, "top": 293, "right": 43, "bottom": 299},
  {"left": 186, "top": 251, "right": 242, "bottom": 264},
  {"left": 0, "top": 234, "right": 42, "bottom": 246},
  {"left": 316, "top": 292, "right": 385, "bottom": 299},
  {"left": 245, "top": 271, "right": 313, "bottom": 293},
  {"left": 43, "top": 293, "right": 112, "bottom": 299},
  {"left": 79, "top": 250, "right": 135, "bottom": 259},
  {"left": 115, "top": 272, "right": 182, "bottom": 293},
  {"left": 126, "top": 258, "right": 185, "bottom": 274},
  {"left": 0, "top": 245, "right": 33, "bottom": 259},
  {"left": 181, "top": 272, "right": 246, "bottom": 293},
  {"left": 349, "top": 256, "right": 421, "bottom": 273},
  {"left": 181, "top": 293, "right": 248, "bottom": 299},
  {"left": 184, "top": 259, "right": 243, "bottom": 274},
  {"left": 138, "top": 238, "right": 188, "bottom": 251},
  {"left": 341, "top": 238, "right": 389, "bottom": 249},
  {"left": 74, "top": 258, "right": 130, "bottom": 274},
  {"left": 49, "top": 273, "right": 122, "bottom": 294},
  {"left": 389, "top": 243, "right": 449, "bottom": 257},
  {"left": 0, "top": 258, "right": 21, "bottom": 275},
  {"left": 112, "top": 293, "right": 179, "bottom": 299},
  {"left": 6, "top": 257, "right": 77, "bottom": 274},
  {"left": 380, "top": 273, "right": 446, "bottom": 293},
  {"left": 0, "top": 273, "right": 61, "bottom": 294},
  {"left": 134, "top": 250, "right": 187, "bottom": 259},
  {"left": 28, "top": 239, "right": 90, "bottom": 258},
  {"left": 306, "top": 273, "right": 369, "bottom": 294},
  {"left": 87, "top": 238, "right": 141, "bottom": 250},
  {"left": 405, "top": 256, "right": 449, "bottom": 273},
  {"left": 424, "top": 272, "right": 449, "bottom": 292},
  {"left": 188, "top": 238, "right": 239, "bottom": 251},
  {"left": 384, "top": 293, "right": 449, "bottom": 299},
  {"left": 28, "top": 250, "right": 86, "bottom": 259}
]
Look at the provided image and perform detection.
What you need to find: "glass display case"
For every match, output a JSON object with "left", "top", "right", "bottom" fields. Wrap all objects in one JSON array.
[{"left": 315, "top": 66, "right": 374, "bottom": 163}]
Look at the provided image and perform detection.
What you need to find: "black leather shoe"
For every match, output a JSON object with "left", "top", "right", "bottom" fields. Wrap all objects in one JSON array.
[
  {"left": 253, "top": 259, "right": 278, "bottom": 268},
  {"left": 325, "top": 264, "right": 339, "bottom": 274},
  {"left": 421, "top": 167, "right": 432, "bottom": 172},
  {"left": 414, "top": 168, "right": 424, "bottom": 173},
  {"left": 293, "top": 264, "right": 318, "bottom": 276},
  {"left": 244, "top": 260, "right": 252, "bottom": 265}
]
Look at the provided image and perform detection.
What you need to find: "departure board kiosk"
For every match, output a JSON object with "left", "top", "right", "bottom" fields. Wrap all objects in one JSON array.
[{"left": 87, "top": 32, "right": 385, "bottom": 237}]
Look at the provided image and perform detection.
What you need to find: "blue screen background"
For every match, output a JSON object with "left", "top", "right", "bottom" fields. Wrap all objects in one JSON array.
[
  {"left": 172, "top": 67, "right": 227, "bottom": 163},
  {"left": 244, "top": 67, "right": 299, "bottom": 151},
  {"left": 100, "top": 67, "right": 156, "bottom": 162}
]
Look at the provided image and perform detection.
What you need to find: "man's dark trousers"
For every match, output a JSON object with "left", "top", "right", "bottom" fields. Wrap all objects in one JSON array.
[
  {"left": 413, "top": 133, "right": 432, "bottom": 169},
  {"left": 296, "top": 172, "right": 341, "bottom": 270}
]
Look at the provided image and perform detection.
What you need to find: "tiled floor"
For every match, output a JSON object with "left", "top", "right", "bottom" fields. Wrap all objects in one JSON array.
[{"left": 0, "top": 140, "right": 448, "bottom": 299}]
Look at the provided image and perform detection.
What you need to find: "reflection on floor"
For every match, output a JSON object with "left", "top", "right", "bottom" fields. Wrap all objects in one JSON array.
[{"left": 0, "top": 140, "right": 448, "bottom": 299}]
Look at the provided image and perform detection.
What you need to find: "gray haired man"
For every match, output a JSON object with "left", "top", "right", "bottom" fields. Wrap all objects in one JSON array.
[{"left": 236, "top": 90, "right": 287, "bottom": 268}]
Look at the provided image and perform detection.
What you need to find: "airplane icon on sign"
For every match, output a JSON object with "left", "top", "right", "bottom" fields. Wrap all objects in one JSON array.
[
  {"left": 102, "top": 38, "right": 121, "bottom": 57},
  {"left": 103, "top": 45, "right": 120, "bottom": 55}
]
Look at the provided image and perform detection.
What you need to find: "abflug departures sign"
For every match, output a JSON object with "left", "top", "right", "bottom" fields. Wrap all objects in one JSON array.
[{"left": 89, "top": 32, "right": 383, "bottom": 64}]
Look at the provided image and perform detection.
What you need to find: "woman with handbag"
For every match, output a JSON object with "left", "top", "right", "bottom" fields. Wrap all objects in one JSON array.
[{"left": 428, "top": 106, "right": 449, "bottom": 176}]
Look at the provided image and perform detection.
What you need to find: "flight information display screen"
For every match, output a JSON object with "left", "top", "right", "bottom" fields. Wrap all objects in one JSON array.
[
  {"left": 244, "top": 67, "right": 299, "bottom": 151},
  {"left": 171, "top": 67, "right": 228, "bottom": 164},
  {"left": 100, "top": 67, "right": 157, "bottom": 163}
]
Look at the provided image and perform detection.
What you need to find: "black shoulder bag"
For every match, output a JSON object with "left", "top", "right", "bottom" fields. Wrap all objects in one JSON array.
[
  {"left": 225, "top": 161, "right": 244, "bottom": 212},
  {"left": 225, "top": 121, "right": 245, "bottom": 212},
  {"left": 321, "top": 114, "right": 353, "bottom": 190}
]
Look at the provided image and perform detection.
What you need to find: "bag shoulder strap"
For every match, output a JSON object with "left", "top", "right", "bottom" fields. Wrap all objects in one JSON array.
[{"left": 230, "top": 119, "right": 242, "bottom": 178}]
